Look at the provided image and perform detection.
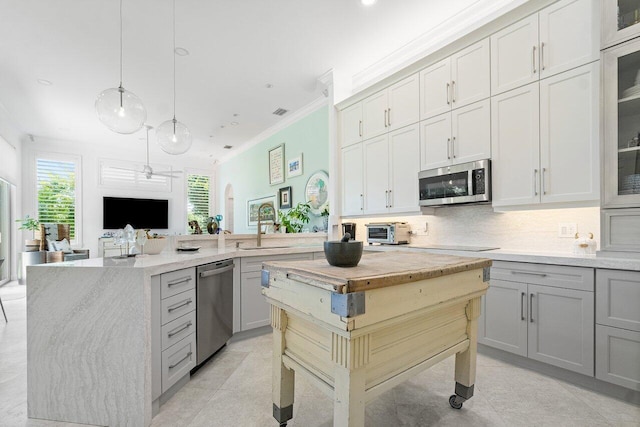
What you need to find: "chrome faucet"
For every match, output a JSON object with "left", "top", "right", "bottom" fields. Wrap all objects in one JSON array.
[{"left": 256, "top": 203, "right": 273, "bottom": 247}]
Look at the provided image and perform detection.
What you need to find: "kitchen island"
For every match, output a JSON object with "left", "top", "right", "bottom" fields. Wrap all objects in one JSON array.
[{"left": 261, "top": 251, "right": 491, "bottom": 427}]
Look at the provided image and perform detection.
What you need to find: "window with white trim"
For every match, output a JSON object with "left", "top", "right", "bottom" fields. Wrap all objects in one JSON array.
[
  {"left": 36, "top": 157, "right": 80, "bottom": 242},
  {"left": 187, "top": 173, "right": 210, "bottom": 233}
]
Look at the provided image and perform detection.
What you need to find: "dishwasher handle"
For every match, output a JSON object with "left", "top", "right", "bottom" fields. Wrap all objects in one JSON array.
[{"left": 199, "top": 263, "right": 235, "bottom": 278}]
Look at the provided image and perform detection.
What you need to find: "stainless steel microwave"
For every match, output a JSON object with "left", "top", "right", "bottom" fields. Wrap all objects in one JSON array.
[{"left": 418, "top": 159, "right": 491, "bottom": 207}]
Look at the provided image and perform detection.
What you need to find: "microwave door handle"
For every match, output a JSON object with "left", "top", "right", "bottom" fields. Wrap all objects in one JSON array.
[{"left": 468, "top": 169, "right": 473, "bottom": 196}]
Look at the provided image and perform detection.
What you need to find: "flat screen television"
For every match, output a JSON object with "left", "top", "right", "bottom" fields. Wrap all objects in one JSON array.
[{"left": 103, "top": 197, "right": 169, "bottom": 229}]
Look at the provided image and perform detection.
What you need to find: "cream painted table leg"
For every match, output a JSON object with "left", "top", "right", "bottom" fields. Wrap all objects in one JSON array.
[
  {"left": 271, "top": 306, "right": 295, "bottom": 426},
  {"left": 451, "top": 296, "right": 481, "bottom": 409},
  {"left": 332, "top": 333, "right": 369, "bottom": 427}
]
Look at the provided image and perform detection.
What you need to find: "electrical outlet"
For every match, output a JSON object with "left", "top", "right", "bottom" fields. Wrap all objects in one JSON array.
[{"left": 558, "top": 223, "right": 577, "bottom": 238}]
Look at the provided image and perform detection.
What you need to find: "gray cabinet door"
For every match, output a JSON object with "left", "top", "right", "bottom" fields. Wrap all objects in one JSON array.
[
  {"left": 596, "top": 269, "right": 640, "bottom": 332},
  {"left": 478, "top": 278, "right": 528, "bottom": 357},
  {"left": 240, "top": 271, "right": 270, "bottom": 331},
  {"left": 596, "top": 324, "right": 640, "bottom": 391},
  {"left": 528, "top": 284, "right": 594, "bottom": 376}
]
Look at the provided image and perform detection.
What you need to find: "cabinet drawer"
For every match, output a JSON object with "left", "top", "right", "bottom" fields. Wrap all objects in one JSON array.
[
  {"left": 161, "top": 289, "right": 196, "bottom": 325},
  {"left": 596, "top": 325, "right": 640, "bottom": 391},
  {"left": 491, "top": 261, "right": 594, "bottom": 291},
  {"left": 160, "top": 267, "right": 196, "bottom": 299},
  {"left": 596, "top": 269, "right": 640, "bottom": 331},
  {"left": 240, "top": 253, "right": 313, "bottom": 273},
  {"left": 161, "top": 311, "right": 196, "bottom": 351},
  {"left": 161, "top": 333, "right": 196, "bottom": 393}
]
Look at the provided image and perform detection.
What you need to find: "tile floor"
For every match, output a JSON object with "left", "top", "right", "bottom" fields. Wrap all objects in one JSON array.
[{"left": 1, "top": 281, "right": 639, "bottom": 427}]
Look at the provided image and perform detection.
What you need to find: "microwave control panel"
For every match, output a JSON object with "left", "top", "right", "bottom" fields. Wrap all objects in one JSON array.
[{"left": 473, "top": 169, "right": 486, "bottom": 195}]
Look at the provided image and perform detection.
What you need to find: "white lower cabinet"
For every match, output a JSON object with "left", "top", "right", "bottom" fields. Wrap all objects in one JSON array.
[
  {"left": 479, "top": 262, "right": 594, "bottom": 376},
  {"left": 240, "top": 253, "right": 314, "bottom": 331},
  {"left": 595, "top": 269, "right": 640, "bottom": 390}
]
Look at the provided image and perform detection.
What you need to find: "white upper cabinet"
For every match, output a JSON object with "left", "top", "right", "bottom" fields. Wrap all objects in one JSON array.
[
  {"left": 340, "top": 103, "right": 363, "bottom": 148},
  {"left": 540, "top": 62, "right": 600, "bottom": 204},
  {"left": 363, "top": 135, "right": 391, "bottom": 215},
  {"left": 361, "top": 74, "right": 419, "bottom": 141},
  {"left": 388, "top": 124, "right": 420, "bottom": 213},
  {"left": 491, "top": 0, "right": 598, "bottom": 96},
  {"left": 538, "top": 0, "right": 599, "bottom": 79},
  {"left": 491, "top": 82, "right": 541, "bottom": 207},
  {"left": 492, "top": 62, "right": 599, "bottom": 208},
  {"left": 602, "top": 0, "right": 640, "bottom": 49},
  {"left": 420, "top": 100, "right": 491, "bottom": 171},
  {"left": 491, "top": 14, "right": 539, "bottom": 95},
  {"left": 421, "top": 38, "right": 490, "bottom": 120},
  {"left": 362, "top": 91, "right": 388, "bottom": 140},
  {"left": 341, "top": 143, "right": 364, "bottom": 216}
]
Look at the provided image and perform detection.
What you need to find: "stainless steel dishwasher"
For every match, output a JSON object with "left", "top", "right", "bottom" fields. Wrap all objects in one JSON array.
[{"left": 195, "top": 259, "right": 234, "bottom": 366}]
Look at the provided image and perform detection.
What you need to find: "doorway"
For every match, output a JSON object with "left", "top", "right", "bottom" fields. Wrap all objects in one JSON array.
[{"left": 0, "top": 177, "right": 12, "bottom": 285}]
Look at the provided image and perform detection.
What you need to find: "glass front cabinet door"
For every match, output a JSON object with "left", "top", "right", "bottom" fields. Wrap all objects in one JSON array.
[
  {"left": 603, "top": 0, "right": 640, "bottom": 48},
  {"left": 603, "top": 37, "right": 640, "bottom": 208}
]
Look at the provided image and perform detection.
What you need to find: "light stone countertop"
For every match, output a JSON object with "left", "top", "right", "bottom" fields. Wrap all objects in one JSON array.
[{"left": 364, "top": 245, "right": 640, "bottom": 271}]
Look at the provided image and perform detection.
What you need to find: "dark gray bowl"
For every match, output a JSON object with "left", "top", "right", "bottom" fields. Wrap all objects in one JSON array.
[{"left": 324, "top": 240, "right": 363, "bottom": 267}]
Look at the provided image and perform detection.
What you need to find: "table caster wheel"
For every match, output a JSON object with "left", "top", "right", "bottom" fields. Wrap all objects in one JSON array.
[{"left": 449, "top": 394, "right": 463, "bottom": 409}]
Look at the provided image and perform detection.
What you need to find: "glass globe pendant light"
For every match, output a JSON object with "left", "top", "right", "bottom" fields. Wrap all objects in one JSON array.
[
  {"left": 95, "top": 0, "right": 146, "bottom": 134},
  {"left": 157, "top": 0, "right": 192, "bottom": 155}
]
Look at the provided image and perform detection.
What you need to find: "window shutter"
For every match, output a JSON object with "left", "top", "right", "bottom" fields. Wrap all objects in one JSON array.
[
  {"left": 36, "top": 159, "right": 76, "bottom": 238},
  {"left": 187, "top": 174, "right": 210, "bottom": 232}
]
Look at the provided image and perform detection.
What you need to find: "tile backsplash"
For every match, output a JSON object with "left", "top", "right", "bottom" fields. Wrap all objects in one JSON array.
[{"left": 343, "top": 205, "right": 600, "bottom": 254}]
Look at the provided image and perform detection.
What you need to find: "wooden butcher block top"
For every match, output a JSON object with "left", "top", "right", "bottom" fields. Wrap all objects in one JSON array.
[{"left": 263, "top": 251, "right": 492, "bottom": 293}]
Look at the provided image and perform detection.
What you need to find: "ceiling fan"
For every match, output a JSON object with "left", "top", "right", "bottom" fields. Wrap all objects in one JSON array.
[{"left": 113, "top": 125, "right": 183, "bottom": 179}]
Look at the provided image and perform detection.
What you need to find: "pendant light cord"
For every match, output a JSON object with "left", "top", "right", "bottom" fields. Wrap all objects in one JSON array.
[
  {"left": 172, "top": 0, "right": 176, "bottom": 120},
  {"left": 119, "top": 0, "right": 123, "bottom": 87}
]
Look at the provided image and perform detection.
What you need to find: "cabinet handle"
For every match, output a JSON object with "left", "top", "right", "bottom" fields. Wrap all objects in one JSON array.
[
  {"left": 387, "top": 108, "right": 391, "bottom": 126},
  {"left": 532, "top": 45, "right": 537, "bottom": 73},
  {"left": 385, "top": 190, "right": 389, "bottom": 208},
  {"left": 388, "top": 189, "right": 392, "bottom": 208},
  {"left": 529, "top": 293, "right": 535, "bottom": 323},
  {"left": 451, "top": 80, "right": 456, "bottom": 103},
  {"left": 168, "top": 321, "right": 192, "bottom": 338},
  {"left": 167, "top": 276, "right": 192, "bottom": 287},
  {"left": 447, "top": 137, "right": 451, "bottom": 159},
  {"left": 384, "top": 109, "right": 388, "bottom": 128},
  {"left": 169, "top": 351, "right": 192, "bottom": 369},
  {"left": 521, "top": 292, "right": 526, "bottom": 321},
  {"left": 359, "top": 120, "right": 362, "bottom": 137},
  {"left": 533, "top": 169, "right": 538, "bottom": 196},
  {"left": 167, "top": 299, "right": 192, "bottom": 312},
  {"left": 542, "top": 167, "right": 547, "bottom": 195},
  {"left": 511, "top": 271, "right": 547, "bottom": 277},
  {"left": 452, "top": 136, "right": 456, "bottom": 158},
  {"left": 540, "top": 42, "right": 545, "bottom": 71},
  {"left": 446, "top": 82, "right": 451, "bottom": 104},
  {"left": 360, "top": 194, "right": 363, "bottom": 211}
]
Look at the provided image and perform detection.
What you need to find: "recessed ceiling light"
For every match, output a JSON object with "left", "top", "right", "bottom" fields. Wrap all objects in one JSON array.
[
  {"left": 37, "top": 79, "right": 52, "bottom": 86},
  {"left": 233, "top": 113, "right": 239, "bottom": 117},
  {"left": 361, "top": 0, "right": 376, "bottom": 5},
  {"left": 265, "top": 83, "right": 273, "bottom": 89},
  {"left": 174, "top": 47, "right": 189, "bottom": 56},
  {"left": 230, "top": 121, "right": 239, "bottom": 126},
  {"left": 224, "top": 145, "right": 233, "bottom": 149},
  {"left": 220, "top": 125, "right": 225, "bottom": 128}
]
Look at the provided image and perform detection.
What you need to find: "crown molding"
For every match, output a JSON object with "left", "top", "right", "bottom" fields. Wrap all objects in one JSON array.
[
  {"left": 218, "top": 96, "right": 329, "bottom": 164},
  {"left": 352, "top": 0, "right": 529, "bottom": 92}
]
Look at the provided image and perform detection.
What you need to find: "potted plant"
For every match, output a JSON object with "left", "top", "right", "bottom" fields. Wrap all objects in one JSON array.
[
  {"left": 278, "top": 202, "right": 311, "bottom": 233},
  {"left": 16, "top": 215, "right": 41, "bottom": 251}
]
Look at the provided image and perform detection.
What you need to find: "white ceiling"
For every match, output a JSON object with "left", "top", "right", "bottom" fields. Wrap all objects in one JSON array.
[{"left": 0, "top": 0, "right": 492, "bottom": 162}]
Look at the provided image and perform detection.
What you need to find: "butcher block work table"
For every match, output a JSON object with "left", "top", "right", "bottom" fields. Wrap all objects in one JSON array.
[{"left": 261, "top": 251, "right": 492, "bottom": 427}]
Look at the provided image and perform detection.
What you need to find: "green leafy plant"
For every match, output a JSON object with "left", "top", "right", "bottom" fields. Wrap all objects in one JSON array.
[
  {"left": 278, "top": 202, "right": 311, "bottom": 233},
  {"left": 16, "top": 215, "right": 40, "bottom": 239}
]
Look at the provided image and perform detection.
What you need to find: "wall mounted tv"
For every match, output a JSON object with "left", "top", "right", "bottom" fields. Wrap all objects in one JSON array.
[{"left": 103, "top": 197, "right": 169, "bottom": 229}]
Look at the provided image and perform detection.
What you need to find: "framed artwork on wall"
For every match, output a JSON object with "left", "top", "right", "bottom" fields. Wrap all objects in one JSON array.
[
  {"left": 279, "top": 186, "right": 292, "bottom": 209},
  {"left": 269, "top": 144, "right": 285, "bottom": 185},
  {"left": 247, "top": 195, "right": 276, "bottom": 227},
  {"left": 286, "top": 154, "right": 303, "bottom": 178}
]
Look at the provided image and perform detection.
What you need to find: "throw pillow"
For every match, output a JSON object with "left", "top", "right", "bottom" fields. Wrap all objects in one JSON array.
[{"left": 57, "top": 238, "right": 74, "bottom": 254}]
